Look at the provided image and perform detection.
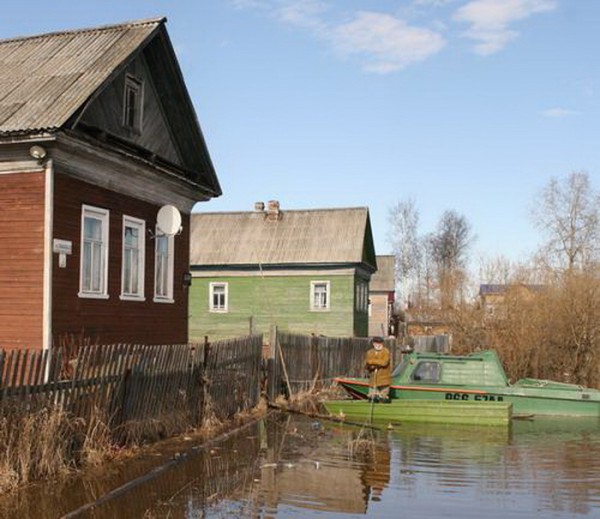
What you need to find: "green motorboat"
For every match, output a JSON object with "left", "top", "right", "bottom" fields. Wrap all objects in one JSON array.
[{"left": 334, "top": 350, "right": 600, "bottom": 418}]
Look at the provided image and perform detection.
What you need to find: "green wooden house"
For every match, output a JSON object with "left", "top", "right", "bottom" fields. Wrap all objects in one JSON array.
[{"left": 189, "top": 201, "right": 377, "bottom": 340}]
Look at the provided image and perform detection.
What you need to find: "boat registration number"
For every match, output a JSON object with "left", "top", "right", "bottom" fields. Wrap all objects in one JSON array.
[{"left": 445, "top": 393, "right": 504, "bottom": 402}]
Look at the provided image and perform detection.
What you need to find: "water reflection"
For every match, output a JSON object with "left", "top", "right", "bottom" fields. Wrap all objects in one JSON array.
[{"left": 2, "top": 414, "right": 600, "bottom": 518}]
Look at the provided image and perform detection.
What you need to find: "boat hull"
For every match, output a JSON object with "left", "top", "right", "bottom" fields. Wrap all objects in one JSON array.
[
  {"left": 335, "top": 378, "right": 600, "bottom": 417},
  {"left": 323, "top": 399, "right": 512, "bottom": 426}
]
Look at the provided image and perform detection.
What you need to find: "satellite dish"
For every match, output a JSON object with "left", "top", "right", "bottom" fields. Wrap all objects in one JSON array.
[{"left": 157, "top": 205, "right": 182, "bottom": 236}]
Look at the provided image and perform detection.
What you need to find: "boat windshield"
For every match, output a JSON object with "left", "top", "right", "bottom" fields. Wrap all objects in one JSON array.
[{"left": 391, "top": 358, "right": 409, "bottom": 378}]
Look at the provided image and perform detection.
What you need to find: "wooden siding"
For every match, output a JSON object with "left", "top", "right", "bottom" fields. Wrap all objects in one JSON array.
[
  {"left": 0, "top": 171, "right": 45, "bottom": 349},
  {"left": 79, "top": 54, "right": 181, "bottom": 166},
  {"left": 368, "top": 293, "right": 391, "bottom": 337},
  {"left": 52, "top": 173, "right": 190, "bottom": 346},
  {"left": 189, "top": 274, "right": 360, "bottom": 341}
]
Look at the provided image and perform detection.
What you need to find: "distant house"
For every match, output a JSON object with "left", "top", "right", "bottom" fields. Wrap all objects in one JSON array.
[
  {"left": 189, "top": 202, "right": 377, "bottom": 340},
  {"left": 368, "top": 255, "right": 395, "bottom": 337},
  {"left": 479, "top": 283, "right": 544, "bottom": 317},
  {"left": 0, "top": 18, "right": 221, "bottom": 350}
]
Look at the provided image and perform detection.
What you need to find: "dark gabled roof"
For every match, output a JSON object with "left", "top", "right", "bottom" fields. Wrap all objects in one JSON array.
[
  {"left": 0, "top": 18, "right": 163, "bottom": 134},
  {"left": 370, "top": 255, "right": 395, "bottom": 291},
  {"left": 190, "top": 206, "right": 377, "bottom": 270},
  {"left": 0, "top": 18, "right": 221, "bottom": 196}
]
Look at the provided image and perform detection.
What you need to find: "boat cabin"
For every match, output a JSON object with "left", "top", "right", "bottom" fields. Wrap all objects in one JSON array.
[{"left": 392, "top": 351, "right": 510, "bottom": 387}]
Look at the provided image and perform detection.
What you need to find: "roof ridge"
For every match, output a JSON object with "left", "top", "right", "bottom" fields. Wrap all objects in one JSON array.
[
  {"left": 192, "top": 206, "right": 369, "bottom": 216},
  {"left": 0, "top": 17, "right": 166, "bottom": 46}
]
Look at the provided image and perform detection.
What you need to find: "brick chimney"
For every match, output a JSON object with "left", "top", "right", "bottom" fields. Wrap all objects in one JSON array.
[{"left": 266, "top": 200, "right": 281, "bottom": 221}]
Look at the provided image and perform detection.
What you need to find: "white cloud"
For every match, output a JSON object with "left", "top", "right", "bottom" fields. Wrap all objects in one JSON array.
[
  {"left": 542, "top": 107, "right": 578, "bottom": 118},
  {"left": 330, "top": 12, "right": 446, "bottom": 73},
  {"left": 275, "top": 0, "right": 329, "bottom": 30},
  {"left": 231, "top": 0, "right": 270, "bottom": 9},
  {"left": 413, "top": 0, "right": 457, "bottom": 7},
  {"left": 454, "top": 0, "right": 557, "bottom": 55},
  {"left": 230, "top": 1, "right": 445, "bottom": 73}
]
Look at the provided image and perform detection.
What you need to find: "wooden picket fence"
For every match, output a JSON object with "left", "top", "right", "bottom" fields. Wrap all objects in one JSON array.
[
  {"left": 0, "top": 335, "right": 264, "bottom": 442},
  {"left": 268, "top": 330, "right": 397, "bottom": 399}
]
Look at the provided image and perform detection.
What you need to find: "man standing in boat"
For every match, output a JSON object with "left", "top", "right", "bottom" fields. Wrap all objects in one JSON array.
[{"left": 365, "top": 337, "right": 392, "bottom": 403}]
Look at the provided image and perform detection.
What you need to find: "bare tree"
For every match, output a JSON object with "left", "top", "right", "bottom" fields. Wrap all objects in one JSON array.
[
  {"left": 532, "top": 171, "right": 600, "bottom": 272},
  {"left": 430, "top": 210, "right": 473, "bottom": 307},
  {"left": 388, "top": 198, "right": 421, "bottom": 308},
  {"left": 414, "top": 232, "right": 436, "bottom": 312},
  {"left": 477, "top": 254, "right": 514, "bottom": 285}
]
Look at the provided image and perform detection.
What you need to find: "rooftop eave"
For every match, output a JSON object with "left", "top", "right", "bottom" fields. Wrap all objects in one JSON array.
[
  {"left": 60, "top": 129, "right": 220, "bottom": 200},
  {"left": 190, "top": 261, "right": 376, "bottom": 272}
]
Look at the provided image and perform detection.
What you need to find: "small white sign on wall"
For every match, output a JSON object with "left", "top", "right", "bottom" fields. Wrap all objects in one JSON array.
[
  {"left": 53, "top": 239, "right": 72, "bottom": 268},
  {"left": 53, "top": 239, "right": 72, "bottom": 255}
]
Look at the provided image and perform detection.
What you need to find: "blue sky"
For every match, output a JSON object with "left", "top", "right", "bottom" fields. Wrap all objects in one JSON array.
[{"left": 2, "top": 1, "right": 598, "bottom": 272}]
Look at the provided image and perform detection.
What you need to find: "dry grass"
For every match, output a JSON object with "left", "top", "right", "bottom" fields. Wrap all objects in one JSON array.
[
  {"left": 0, "top": 402, "right": 129, "bottom": 493},
  {"left": 0, "top": 404, "right": 82, "bottom": 492},
  {"left": 81, "top": 406, "right": 116, "bottom": 466},
  {"left": 445, "top": 268, "right": 600, "bottom": 388}
]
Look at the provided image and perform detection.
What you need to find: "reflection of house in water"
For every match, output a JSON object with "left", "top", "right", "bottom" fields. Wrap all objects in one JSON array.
[
  {"left": 262, "top": 458, "right": 369, "bottom": 514},
  {"left": 257, "top": 415, "right": 391, "bottom": 515}
]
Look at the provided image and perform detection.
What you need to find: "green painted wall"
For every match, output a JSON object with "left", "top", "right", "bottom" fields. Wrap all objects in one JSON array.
[{"left": 189, "top": 274, "right": 368, "bottom": 341}]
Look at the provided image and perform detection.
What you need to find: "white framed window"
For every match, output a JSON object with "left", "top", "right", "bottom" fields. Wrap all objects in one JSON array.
[
  {"left": 209, "top": 282, "right": 228, "bottom": 312},
  {"left": 311, "top": 281, "right": 330, "bottom": 311},
  {"left": 120, "top": 216, "right": 145, "bottom": 301},
  {"left": 154, "top": 230, "right": 174, "bottom": 303},
  {"left": 123, "top": 75, "right": 144, "bottom": 131},
  {"left": 79, "top": 205, "right": 110, "bottom": 299}
]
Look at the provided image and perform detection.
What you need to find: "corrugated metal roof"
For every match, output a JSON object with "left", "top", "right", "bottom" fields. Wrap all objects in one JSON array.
[
  {"left": 190, "top": 207, "right": 375, "bottom": 267},
  {"left": 0, "top": 18, "right": 164, "bottom": 134},
  {"left": 370, "top": 255, "right": 395, "bottom": 291}
]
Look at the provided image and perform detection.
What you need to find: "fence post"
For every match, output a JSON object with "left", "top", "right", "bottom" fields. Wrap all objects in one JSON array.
[
  {"left": 267, "top": 325, "right": 277, "bottom": 401},
  {"left": 117, "top": 366, "right": 132, "bottom": 429},
  {"left": 203, "top": 336, "right": 211, "bottom": 366},
  {"left": 310, "top": 334, "right": 320, "bottom": 390}
]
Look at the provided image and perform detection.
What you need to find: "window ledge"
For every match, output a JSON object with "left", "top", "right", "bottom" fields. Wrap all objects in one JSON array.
[
  {"left": 153, "top": 297, "right": 174, "bottom": 304},
  {"left": 78, "top": 292, "right": 110, "bottom": 300},
  {"left": 209, "top": 309, "right": 228, "bottom": 313},
  {"left": 120, "top": 295, "right": 146, "bottom": 302}
]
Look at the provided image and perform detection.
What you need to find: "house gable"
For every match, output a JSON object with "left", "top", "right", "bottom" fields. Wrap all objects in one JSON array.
[
  {"left": 78, "top": 53, "right": 182, "bottom": 166},
  {"left": 361, "top": 213, "right": 377, "bottom": 274}
]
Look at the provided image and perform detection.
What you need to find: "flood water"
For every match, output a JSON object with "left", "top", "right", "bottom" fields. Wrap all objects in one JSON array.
[{"left": 3, "top": 412, "right": 600, "bottom": 518}]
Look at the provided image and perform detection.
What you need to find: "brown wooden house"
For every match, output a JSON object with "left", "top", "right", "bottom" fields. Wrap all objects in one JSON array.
[
  {"left": 0, "top": 18, "right": 221, "bottom": 350},
  {"left": 479, "top": 283, "right": 545, "bottom": 318},
  {"left": 368, "top": 255, "right": 395, "bottom": 337}
]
